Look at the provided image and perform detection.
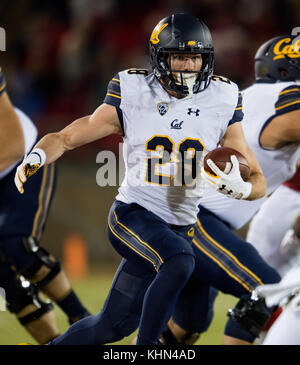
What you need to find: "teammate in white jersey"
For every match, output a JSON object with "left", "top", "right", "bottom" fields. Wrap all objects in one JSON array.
[
  {"left": 161, "top": 34, "right": 300, "bottom": 345},
  {"left": 14, "top": 14, "right": 266, "bottom": 345},
  {"left": 0, "top": 68, "right": 90, "bottom": 344}
]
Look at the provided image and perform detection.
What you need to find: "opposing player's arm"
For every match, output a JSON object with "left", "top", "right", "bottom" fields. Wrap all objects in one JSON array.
[
  {"left": 221, "top": 122, "right": 266, "bottom": 200},
  {"left": 15, "top": 103, "right": 122, "bottom": 193},
  {"left": 0, "top": 91, "right": 25, "bottom": 171}
]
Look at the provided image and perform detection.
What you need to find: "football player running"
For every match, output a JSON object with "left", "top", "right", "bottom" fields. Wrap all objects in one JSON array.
[
  {"left": 0, "top": 68, "right": 90, "bottom": 344},
  {"left": 15, "top": 14, "right": 266, "bottom": 345},
  {"left": 159, "top": 34, "right": 300, "bottom": 345}
]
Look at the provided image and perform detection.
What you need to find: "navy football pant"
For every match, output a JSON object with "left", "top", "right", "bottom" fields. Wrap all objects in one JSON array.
[
  {"left": 50, "top": 260, "right": 216, "bottom": 345},
  {"left": 51, "top": 259, "right": 154, "bottom": 344},
  {"left": 0, "top": 163, "right": 89, "bottom": 323},
  {"left": 0, "top": 163, "right": 57, "bottom": 314},
  {"left": 108, "top": 201, "right": 195, "bottom": 344},
  {"left": 0, "top": 163, "right": 56, "bottom": 273},
  {"left": 0, "top": 163, "right": 56, "bottom": 240},
  {"left": 192, "top": 206, "right": 281, "bottom": 296},
  {"left": 173, "top": 206, "right": 281, "bottom": 342},
  {"left": 51, "top": 200, "right": 196, "bottom": 345}
]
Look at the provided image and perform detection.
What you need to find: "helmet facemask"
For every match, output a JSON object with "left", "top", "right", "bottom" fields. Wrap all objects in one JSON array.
[{"left": 152, "top": 47, "right": 214, "bottom": 98}]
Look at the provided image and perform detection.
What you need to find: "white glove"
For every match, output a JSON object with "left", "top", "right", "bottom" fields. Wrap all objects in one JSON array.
[
  {"left": 14, "top": 148, "right": 46, "bottom": 194},
  {"left": 201, "top": 155, "right": 252, "bottom": 200}
]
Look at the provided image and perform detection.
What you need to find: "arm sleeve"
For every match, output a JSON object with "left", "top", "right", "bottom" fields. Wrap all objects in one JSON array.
[
  {"left": 0, "top": 67, "right": 6, "bottom": 96},
  {"left": 275, "top": 85, "right": 300, "bottom": 115},
  {"left": 228, "top": 90, "right": 243, "bottom": 126},
  {"left": 103, "top": 73, "right": 124, "bottom": 135}
]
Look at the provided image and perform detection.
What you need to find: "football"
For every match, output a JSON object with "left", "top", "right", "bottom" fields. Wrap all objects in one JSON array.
[{"left": 203, "top": 147, "right": 250, "bottom": 181}]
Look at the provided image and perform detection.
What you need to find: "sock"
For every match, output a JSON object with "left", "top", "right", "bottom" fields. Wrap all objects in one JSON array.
[{"left": 56, "top": 290, "right": 90, "bottom": 323}]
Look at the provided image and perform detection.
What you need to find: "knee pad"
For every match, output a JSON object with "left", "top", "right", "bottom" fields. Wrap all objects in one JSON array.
[
  {"left": 5, "top": 275, "right": 36, "bottom": 314},
  {"left": 101, "top": 260, "right": 155, "bottom": 338},
  {"left": 22, "top": 236, "right": 61, "bottom": 289},
  {"left": 227, "top": 293, "right": 272, "bottom": 338},
  {"left": 6, "top": 275, "right": 54, "bottom": 325}
]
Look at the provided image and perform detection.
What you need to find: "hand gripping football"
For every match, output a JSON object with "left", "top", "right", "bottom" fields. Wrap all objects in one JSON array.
[{"left": 204, "top": 147, "right": 250, "bottom": 181}]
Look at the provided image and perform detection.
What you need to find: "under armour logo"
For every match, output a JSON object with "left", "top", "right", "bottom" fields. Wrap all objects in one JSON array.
[
  {"left": 170, "top": 119, "right": 183, "bottom": 129},
  {"left": 187, "top": 108, "right": 200, "bottom": 116},
  {"left": 219, "top": 184, "right": 233, "bottom": 195}
]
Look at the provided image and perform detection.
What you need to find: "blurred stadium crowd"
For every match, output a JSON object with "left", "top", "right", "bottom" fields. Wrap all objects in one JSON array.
[
  {"left": 1, "top": 0, "right": 299, "bottom": 158},
  {"left": 0, "top": 0, "right": 299, "bottom": 267}
]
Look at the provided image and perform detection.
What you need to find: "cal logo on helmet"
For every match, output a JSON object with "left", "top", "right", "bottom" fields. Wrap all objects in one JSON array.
[
  {"left": 150, "top": 21, "right": 168, "bottom": 45},
  {"left": 273, "top": 37, "right": 300, "bottom": 60}
]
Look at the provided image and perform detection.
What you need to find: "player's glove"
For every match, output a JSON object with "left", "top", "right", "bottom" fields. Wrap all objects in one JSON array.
[
  {"left": 201, "top": 155, "right": 252, "bottom": 200},
  {"left": 14, "top": 148, "right": 46, "bottom": 194}
]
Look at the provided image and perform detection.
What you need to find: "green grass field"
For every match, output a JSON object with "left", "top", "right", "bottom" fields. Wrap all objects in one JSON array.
[{"left": 0, "top": 270, "right": 238, "bottom": 345}]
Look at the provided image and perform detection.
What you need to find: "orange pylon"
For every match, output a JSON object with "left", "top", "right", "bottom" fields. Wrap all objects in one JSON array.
[{"left": 63, "top": 233, "right": 87, "bottom": 278}]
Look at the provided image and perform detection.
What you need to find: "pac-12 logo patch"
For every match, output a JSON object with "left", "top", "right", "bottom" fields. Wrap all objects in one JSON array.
[{"left": 157, "top": 102, "right": 169, "bottom": 116}]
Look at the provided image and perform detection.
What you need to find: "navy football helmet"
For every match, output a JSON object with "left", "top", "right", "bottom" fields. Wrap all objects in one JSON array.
[
  {"left": 149, "top": 13, "right": 214, "bottom": 97},
  {"left": 255, "top": 35, "right": 300, "bottom": 82}
]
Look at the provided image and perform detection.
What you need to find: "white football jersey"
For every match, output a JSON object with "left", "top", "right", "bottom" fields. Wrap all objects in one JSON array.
[
  {"left": 199, "top": 81, "right": 300, "bottom": 229},
  {"left": 105, "top": 70, "right": 242, "bottom": 225},
  {"left": 0, "top": 107, "right": 37, "bottom": 180}
]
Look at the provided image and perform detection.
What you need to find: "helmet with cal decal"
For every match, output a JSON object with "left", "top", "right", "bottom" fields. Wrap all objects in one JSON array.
[
  {"left": 149, "top": 13, "right": 214, "bottom": 97},
  {"left": 255, "top": 35, "right": 300, "bottom": 82}
]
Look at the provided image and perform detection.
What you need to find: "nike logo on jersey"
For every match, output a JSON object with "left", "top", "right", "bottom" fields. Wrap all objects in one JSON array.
[
  {"left": 187, "top": 108, "right": 200, "bottom": 116},
  {"left": 170, "top": 119, "right": 183, "bottom": 129}
]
